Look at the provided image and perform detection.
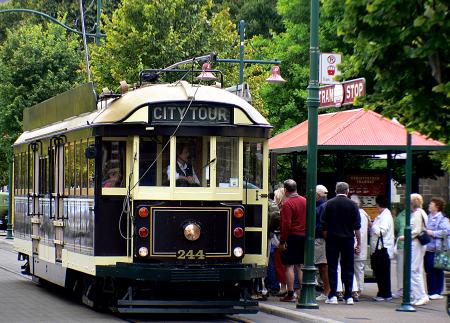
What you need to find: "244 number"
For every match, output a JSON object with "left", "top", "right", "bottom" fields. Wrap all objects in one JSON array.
[{"left": 176, "top": 249, "right": 205, "bottom": 259}]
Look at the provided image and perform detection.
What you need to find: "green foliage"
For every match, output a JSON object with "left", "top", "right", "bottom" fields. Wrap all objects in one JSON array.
[
  {"left": 0, "top": 22, "right": 83, "bottom": 185},
  {"left": 338, "top": 0, "right": 450, "bottom": 143},
  {"left": 90, "top": 0, "right": 235, "bottom": 89},
  {"left": 0, "top": 0, "right": 120, "bottom": 42},
  {"left": 220, "top": 0, "right": 284, "bottom": 38}
]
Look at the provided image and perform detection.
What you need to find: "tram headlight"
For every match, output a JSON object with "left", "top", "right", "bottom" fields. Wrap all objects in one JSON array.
[
  {"left": 233, "top": 227, "right": 244, "bottom": 238},
  {"left": 138, "top": 247, "right": 149, "bottom": 257},
  {"left": 233, "top": 247, "right": 244, "bottom": 258},
  {"left": 183, "top": 223, "right": 201, "bottom": 241},
  {"left": 138, "top": 207, "right": 149, "bottom": 218},
  {"left": 233, "top": 207, "right": 244, "bottom": 219}
]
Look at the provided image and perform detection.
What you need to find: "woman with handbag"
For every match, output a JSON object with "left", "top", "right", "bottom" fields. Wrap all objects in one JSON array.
[
  {"left": 407, "top": 193, "right": 429, "bottom": 306},
  {"left": 370, "top": 195, "right": 394, "bottom": 301},
  {"left": 424, "top": 197, "right": 450, "bottom": 300}
]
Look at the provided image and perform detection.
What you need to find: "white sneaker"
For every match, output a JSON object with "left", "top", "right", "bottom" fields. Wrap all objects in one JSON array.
[
  {"left": 392, "top": 292, "right": 402, "bottom": 299},
  {"left": 414, "top": 296, "right": 430, "bottom": 306},
  {"left": 316, "top": 293, "right": 328, "bottom": 301},
  {"left": 429, "top": 294, "right": 444, "bottom": 300},
  {"left": 346, "top": 297, "right": 354, "bottom": 305},
  {"left": 373, "top": 296, "right": 385, "bottom": 301},
  {"left": 325, "top": 296, "right": 338, "bottom": 304}
]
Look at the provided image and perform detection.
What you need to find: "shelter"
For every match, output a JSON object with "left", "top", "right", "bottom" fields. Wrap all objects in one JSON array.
[
  {"left": 269, "top": 109, "right": 448, "bottom": 218},
  {"left": 269, "top": 108, "right": 446, "bottom": 153}
]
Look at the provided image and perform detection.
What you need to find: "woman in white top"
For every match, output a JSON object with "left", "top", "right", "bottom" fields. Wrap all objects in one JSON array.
[
  {"left": 370, "top": 195, "right": 394, "bottom": 301},
  {"left": 407, "top": 193, "right": 429, "bottom": 306},
  {"left": 351, "top": 195, "right": 370, "bottom": 298}
]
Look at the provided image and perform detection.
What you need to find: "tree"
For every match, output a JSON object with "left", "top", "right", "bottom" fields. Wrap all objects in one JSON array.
[
  {"left": 220, "top": 0, "right": 284, "bottom": 38},
  {"left": 89, "top": 0, "right": 235, "bottom": 89},
  {"left": 0, "top": 22, "right": 83, "bottom": 185},
  {"left": 0, "top": 0, "right": 120, "bottom": 42},
  {"left": 338, "top": 0, "right": 450, "bottom": 143}
]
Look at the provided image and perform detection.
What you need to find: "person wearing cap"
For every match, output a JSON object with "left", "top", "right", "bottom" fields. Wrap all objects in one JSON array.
[
  {"left": 315, "top": 185, "right": 330, "bottom": 301},
  {"left": 321, "top": 182, "right": 361, "bottom": 305}
]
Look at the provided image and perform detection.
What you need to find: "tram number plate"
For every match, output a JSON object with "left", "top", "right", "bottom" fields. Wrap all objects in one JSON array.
[{"left": 176, "top": 249, "right": 205, "bottom": 260}]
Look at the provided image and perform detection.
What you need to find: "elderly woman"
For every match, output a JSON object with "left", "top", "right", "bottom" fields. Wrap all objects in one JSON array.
[
  {"left": 408, "top": 193, "right": 429, "bottom": 306},
  {"left": 424, "top": 197, "right": 450, "bottom": 300}
]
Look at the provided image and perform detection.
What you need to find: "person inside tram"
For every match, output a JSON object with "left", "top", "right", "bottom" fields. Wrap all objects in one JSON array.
[
  {"left": 102, "top": 167, "right": 122, "bottom": 188},
  {"left": 168, "top": 143, "right": 200, "bottom": 187}
]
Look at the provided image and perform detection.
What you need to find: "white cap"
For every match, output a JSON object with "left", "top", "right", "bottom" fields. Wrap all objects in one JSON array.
[{"left": 316, "top": 185, "right": 328, "bottom": 197}]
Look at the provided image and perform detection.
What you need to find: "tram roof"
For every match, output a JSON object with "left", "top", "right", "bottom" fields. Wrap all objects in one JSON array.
[{"left": 15, "top": 81, "right": 269, "bottom": 146}]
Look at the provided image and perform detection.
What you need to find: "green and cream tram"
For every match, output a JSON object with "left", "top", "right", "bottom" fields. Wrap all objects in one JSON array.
[{"left": 12, "top": 74, "right": 270, "bottom": 313}]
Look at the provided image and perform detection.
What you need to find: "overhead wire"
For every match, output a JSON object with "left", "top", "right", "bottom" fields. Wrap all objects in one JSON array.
[{"left": 118, "top": 65, "right": 202, "bottom": 240}]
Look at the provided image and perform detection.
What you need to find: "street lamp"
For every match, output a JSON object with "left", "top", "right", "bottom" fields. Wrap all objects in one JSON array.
[{"left": 297, "top": 0, "right": 320, "bottom": 309}]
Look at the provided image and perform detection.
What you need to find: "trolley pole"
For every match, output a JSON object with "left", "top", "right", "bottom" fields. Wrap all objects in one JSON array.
[
  {"left": 6, "top": 161, "right": 13, "bottom": 240},
  {"left": 396, "top": 132, "right": 415, "bottom": 312},
  {"left": 297, "top": 0, "right": 319, "bottom": 309}
]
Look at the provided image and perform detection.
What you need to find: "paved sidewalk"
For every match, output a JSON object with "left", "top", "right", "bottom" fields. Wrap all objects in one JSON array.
[{"left": 259, "top": 263, "right": 449, "bottom": 323}]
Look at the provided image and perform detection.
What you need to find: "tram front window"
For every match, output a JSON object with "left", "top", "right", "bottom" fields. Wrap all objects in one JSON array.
[
  {"left": 216, "top": 137, "right": 239, "bottom": 188},
  {"left": 170, "top": 137, "right": 210, "bottom": 187},
  {"left": 139, "top": 136, "right": 170, "bottom": 186},
  {"left": 102, "top": 141, "right": 126, "bottom": 188},
  {"left": 244, "top": 141, "right": 263, "bottom": 189}
]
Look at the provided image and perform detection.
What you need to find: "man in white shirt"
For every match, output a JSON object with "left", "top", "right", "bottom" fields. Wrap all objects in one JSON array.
[{"left": 167, "top": 144, "right": 200, "bottom": 187}]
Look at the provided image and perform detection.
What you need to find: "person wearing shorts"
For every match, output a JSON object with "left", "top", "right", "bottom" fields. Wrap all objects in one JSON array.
[
  {"left": 278, "top": 179, "right": 307, "bottom": 302},
  {"left": 315, "top": 185, "right": 330, "bottom": 301}
]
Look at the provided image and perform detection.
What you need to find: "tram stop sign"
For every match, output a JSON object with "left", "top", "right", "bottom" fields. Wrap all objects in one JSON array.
[{"left": 319, "top": 78, "right": 365, "bottom": 108}]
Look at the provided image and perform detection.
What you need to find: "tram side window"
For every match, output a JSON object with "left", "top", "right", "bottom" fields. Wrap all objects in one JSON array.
[
  {"left": 171, "top": 137, "right": 210, "bottom": 187},
  {"left": 14, "top": 154, "right": 20, "bottom": 195},
  {"left": 87, "top": 139, "right": 95, "bottom": 194},
  {"left": 102, "top": 141, "right": 126, "bottom": 188},
  {"left": 243, "top": 141, "right": 263, "bottom": 189},
  {"left": 139, "top": 136, "right": 169, "bottom": 187},
  {"left": 64, "top": 143, "right": 74, "bottom": 195},
  {"left": 39, "top": 155, "right": 48, "bottom": 194},
  {"left": 216, "top": 137, "right": 239, "bottom": 188}
]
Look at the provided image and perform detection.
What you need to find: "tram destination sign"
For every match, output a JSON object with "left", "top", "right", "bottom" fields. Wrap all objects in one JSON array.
[
  {"left": 319, "top": 78, "right": 365, "bottom": 108},
  {"left": 149, "top": 104, "right": 232, "bottom": 125}
]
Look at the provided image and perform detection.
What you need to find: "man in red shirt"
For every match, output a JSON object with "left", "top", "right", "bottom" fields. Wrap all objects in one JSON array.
[{"left": 278, "top": 179, "right": 307, "bottom": 302}]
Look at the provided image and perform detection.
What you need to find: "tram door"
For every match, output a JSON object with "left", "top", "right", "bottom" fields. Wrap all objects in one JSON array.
[
  {"left": 51, "top": 138, "right": 65, "bottom": 262},
  {"left": 29, "top": 143, "right": 40, "bottom": 255},
  {"left": 243, "top": 139, "right": 269, "bottom": 262}
]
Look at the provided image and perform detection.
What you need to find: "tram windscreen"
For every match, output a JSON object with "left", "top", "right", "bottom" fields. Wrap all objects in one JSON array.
[
  {"left": 173, "top": 137, "right": 210, "bottom": 187},
  {"left": 139, "top": 136, "right": 170, "bottom": 187},
  {"left": 244, "top": 141, "right": 263, "bottom": 189},
  {"left": 216, "top": 137, "right": 239, "bottom": 188}
]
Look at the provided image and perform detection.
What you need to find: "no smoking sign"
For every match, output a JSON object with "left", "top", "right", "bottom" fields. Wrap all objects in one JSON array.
[{"left": 320, "top": 53, "right": 342, "bottom": 84}]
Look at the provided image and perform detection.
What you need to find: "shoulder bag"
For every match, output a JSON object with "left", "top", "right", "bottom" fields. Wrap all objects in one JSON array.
[
  {"left": 370, "top": 233, "right": 390, "bottom": 272},
  {"left": 434, "top": 231, "right": 450, "bottom": 271},
  {"left": 417, "top": 214, "right": 431, "bottom": 246}
]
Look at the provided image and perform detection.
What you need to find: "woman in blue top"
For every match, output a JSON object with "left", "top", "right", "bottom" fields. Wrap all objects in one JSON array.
[{"left": 424, "top": 197, "right": 450, "bottom": 300}]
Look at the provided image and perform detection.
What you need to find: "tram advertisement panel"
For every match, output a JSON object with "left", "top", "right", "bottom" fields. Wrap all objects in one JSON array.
[{"left": 346, "top": 172, "right": 385, "bottom": 221}]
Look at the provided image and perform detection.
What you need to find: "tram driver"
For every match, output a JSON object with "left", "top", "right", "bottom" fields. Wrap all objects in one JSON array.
[{"left": 167, "top": 143, "right": 200, "bottom": 187}]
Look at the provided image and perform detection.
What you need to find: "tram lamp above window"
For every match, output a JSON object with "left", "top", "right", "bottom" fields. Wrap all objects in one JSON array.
[{"left": 233, "top": 207, "right": 244, "bottom": 219}]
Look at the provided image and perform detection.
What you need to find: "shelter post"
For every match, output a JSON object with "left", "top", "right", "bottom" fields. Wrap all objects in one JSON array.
[
  {"left": 297, "top": 0, "right": 319, "bottom": 309},
  {"left": 397, "top": 132, "right": 415, "bottom": 312}
]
